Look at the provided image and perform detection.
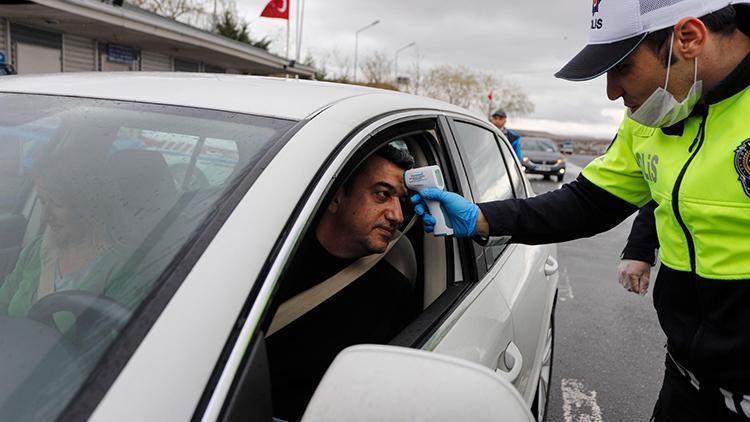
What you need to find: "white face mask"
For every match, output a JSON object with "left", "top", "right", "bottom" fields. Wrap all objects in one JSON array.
[{"left": 628, "top": 32, "right": 703, "bottom": 128}]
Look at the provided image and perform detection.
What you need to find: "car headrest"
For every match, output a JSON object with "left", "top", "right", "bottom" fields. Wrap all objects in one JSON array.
[
  {"left": 384, "top": 233, "right": 417, "bottom": 287},
  {"left": 107, "top": 149, "right": 178, "bottom": 211}
]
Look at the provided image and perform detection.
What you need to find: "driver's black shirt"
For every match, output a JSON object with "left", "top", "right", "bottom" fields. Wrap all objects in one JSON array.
[{"left": 265, "top": 233, "right": 415, "bottom": 421}]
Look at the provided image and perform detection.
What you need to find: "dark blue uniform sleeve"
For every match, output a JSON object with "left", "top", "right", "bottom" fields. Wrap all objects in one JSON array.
[
  {"left": 621, "top": 200, "right": 659, "bottom": 265},
  {"left": 477, "top": 174, "right": 638, "bottom": 244}
]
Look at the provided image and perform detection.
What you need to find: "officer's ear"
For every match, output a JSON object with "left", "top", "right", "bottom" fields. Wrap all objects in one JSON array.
[{"left": 674, "top": 17, "right": 707, "bottom": 59}]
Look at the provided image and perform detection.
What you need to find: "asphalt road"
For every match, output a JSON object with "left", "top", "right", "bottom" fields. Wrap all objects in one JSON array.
[{"left": 529, "top": 156, "right": 667, "bottom": 422}]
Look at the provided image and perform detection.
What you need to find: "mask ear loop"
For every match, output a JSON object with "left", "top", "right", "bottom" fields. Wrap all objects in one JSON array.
[
  {"left": 693, "top": 55, "right": 698, "bottom": 85},
  {"left": 664, "top": 30, "right": 675, "bottom": 91}
]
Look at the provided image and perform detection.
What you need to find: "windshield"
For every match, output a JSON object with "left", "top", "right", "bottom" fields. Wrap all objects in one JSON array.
[
  {"left": 0, "top": 93, "right": 295, "bottom": 421},
  {"left": 522, "top": 137, "right": 558, "bottom": 153}
]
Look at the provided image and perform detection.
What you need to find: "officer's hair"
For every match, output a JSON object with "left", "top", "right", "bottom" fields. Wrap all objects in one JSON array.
[
  {"left": 643, "top": 5, "right": 738, "bottom": 67},
  {"left": 342, "top": 144, "right": 415, "bottom": 193}
]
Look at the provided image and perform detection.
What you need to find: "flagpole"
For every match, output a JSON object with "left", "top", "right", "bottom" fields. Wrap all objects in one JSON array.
[
  {"left": 286, "top": 18, "right": 290, "bottom": 59},
  {"left": 296, "top": 0, "right": 305, "bottom": 62}
]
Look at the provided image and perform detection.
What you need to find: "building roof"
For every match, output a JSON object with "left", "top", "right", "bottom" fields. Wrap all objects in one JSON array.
[{"left": 0, "top": 0, "right": 315, "bottom": 77}]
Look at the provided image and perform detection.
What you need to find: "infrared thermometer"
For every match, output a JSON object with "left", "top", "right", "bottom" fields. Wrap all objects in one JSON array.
[{"left": 404, "top": 165, "right": 454, "bottom": 236}]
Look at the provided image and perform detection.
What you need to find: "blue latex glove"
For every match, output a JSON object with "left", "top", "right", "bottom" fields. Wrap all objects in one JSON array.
[{"left": 410, "top": 187, "right": 479, "bottom": 237}]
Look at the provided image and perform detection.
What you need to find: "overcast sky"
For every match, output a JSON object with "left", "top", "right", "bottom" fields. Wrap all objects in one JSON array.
[{"left": 236, "top": 0, "right": 626, "bottom": 139}]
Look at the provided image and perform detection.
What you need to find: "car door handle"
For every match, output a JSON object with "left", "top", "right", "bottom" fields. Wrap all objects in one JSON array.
[
  {"left": 544, "top": 256, "right": 559, "bottom": 276},
  {"left": 495, "top": 341, "right": 523, "bottom": 383}
]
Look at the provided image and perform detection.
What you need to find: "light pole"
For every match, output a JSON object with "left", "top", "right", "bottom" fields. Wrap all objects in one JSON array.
[
  {"left": 353, "top": 20, "right": 380, "bottom": 82},
  {"left": 394, "top": 41, "right": 416, "bottom": 85}
]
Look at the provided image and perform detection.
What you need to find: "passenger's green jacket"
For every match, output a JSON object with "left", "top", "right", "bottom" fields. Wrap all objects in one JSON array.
[
  {"left": 0, "top": 236, "right": 125, "bottom": 319},
  {"left": 478, "top": 52, "right": 750, "bottom": 393}
]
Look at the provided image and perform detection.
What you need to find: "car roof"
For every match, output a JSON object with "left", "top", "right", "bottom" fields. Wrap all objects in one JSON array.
[{"left": 0, "top": 72, "right": 474, "bottom": 121}]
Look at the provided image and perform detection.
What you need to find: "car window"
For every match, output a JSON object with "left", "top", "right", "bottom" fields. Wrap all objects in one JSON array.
[
  {"left": 113, "top": 128, "right": 243, "bottom": 191},
  {"left": 0, "top": 116, "right": 61, "bottom": 214},
  {"left": 451, "top": 121, "right": 514, "bottom": 203},
  {"left": 451, "top": 120, "right": 514, "bottom": 266},
  {"left": 497, "top": 137, "right": 527, "bottom": 198},
  {"left": 261, "top": 119, "right": 460, "bottom": 421},
  {"left": 0, "top": 93, "right": 296, "bottom": 422}
]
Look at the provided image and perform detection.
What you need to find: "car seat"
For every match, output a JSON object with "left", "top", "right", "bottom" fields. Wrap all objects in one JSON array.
[
  {"left": 384, "top": 232, "right": 417, "bottom": 287},
  {"left": 106, "top": 149, "right": 178, "bottom": 246}
]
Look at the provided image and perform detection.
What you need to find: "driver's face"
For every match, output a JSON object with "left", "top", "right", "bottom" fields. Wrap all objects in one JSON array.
[{"left": 334, "top": 156, "right": 407, "bottom": 257}]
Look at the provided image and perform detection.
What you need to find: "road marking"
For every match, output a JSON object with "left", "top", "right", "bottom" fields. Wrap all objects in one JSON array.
[
  {"left": 561, "top": 378, "right": 603, "bottom": 422},
  {"left": 558, "top": 266, "right": 574, "bottom": 301}
]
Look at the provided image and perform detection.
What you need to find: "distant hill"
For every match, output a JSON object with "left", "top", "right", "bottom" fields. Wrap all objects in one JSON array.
[{"left": 514, "top": 129, "right": 613, "bottom": 155}]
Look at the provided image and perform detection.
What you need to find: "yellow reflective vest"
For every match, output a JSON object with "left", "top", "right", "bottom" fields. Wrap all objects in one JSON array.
[{"left": 583, "top": 86, "right": 750, "bottom": 280}]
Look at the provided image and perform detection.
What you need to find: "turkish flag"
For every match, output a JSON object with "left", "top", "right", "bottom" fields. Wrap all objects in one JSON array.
[{"left": 260, "top": 0, "right": 289, "bottom": 19}]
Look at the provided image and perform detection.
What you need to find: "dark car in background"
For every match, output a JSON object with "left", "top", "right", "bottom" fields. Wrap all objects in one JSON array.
[{"left": 520, "top": 137, "right": 567, "bottom": 182}]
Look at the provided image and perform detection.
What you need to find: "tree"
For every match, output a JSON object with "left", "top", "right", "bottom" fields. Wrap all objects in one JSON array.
[
  {"left": 214, "top": 10, "right": 271, "bottom": 51},
  {"left": 486, "top": 76, "right": 535, "bottom": 116},
  {"left": 360, "top": 51, "right": 392, "bottom": 85},
  {"left": 422, "top": 65, "right": 534, "bottom": 116},
  {"left": 129, "top": 0, "right": 206, "bottom": 25},
  {"left": 303, "top": 53, "right": 328, "bottom": 81}
]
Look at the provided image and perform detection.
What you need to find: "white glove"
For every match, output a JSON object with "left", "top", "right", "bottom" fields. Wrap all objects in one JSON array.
[{"left": 617, "top": 259, "right": 651, "bottom": 296}]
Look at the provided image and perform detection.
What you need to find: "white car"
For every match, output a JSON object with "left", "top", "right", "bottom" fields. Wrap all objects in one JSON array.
[{"left": 0, "top": 73, "right": 558, "bottom": 422}]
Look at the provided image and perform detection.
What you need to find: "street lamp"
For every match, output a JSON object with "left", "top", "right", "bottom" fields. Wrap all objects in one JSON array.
[
  {"left": 394, "top": 41, "right": 416, "bottom": 85},
  {"left": 353, "top": 20, "right": 380, "bottom": 82}
]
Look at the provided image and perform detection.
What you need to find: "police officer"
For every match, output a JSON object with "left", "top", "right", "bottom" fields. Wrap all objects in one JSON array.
[{"left": 412, "top": 0, "right": 750, "bottom": 420}]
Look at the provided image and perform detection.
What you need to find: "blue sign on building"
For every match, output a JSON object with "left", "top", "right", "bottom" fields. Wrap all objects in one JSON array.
[
  {"left": 107, "top": 44, "right": 137, "bottom": 64},
  {"left": 0, "top": 52, "right": 6, "bottom": 65}
]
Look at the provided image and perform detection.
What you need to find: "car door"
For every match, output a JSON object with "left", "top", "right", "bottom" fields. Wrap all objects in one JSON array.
[
  {"left": 489, "top": 131, "right": 558, "bottom": 401},
  {"left": 431, "top": 116, "right": 557, "bottom": 402},
  {"left": 427, "top": 117, "right": 519, "bottom": 385}
]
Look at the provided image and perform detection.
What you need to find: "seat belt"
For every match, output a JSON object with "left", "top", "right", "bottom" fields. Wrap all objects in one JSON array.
[{"left": 266, "top": 216, "right": 417, "bottom": 337}]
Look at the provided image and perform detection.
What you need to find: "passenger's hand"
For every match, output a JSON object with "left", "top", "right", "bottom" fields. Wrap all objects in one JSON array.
[
  {"left": 617, "top": 259, "right": 651, "bottom": 295},
  {"left": 410, "top": 187, "right": 479, "bottom": 237}
]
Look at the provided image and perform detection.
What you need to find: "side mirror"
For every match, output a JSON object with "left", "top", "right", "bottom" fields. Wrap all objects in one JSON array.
[{"left": 302, "top": 344, "right": 534, "bottom": 422}]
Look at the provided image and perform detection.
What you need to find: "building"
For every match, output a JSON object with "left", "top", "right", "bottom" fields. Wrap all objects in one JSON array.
[{"left": 0, "top": 0, "right": 314, "bottom": 77}]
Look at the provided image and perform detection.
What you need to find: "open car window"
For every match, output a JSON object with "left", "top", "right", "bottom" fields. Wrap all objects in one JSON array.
[
  {"left": 260, "top": 118, "right": 466, "bottom": 421},
  {"left": 0, "top": 93, "right": 295, "bottom": 422}
]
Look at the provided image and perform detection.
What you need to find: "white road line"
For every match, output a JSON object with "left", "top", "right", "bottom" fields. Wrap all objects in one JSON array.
[
  {"left": 558, "top": 267, "right": 574, "bottom": 301},
  {"left": 561, "top": 378, "right": 603, "bottom": 422}
]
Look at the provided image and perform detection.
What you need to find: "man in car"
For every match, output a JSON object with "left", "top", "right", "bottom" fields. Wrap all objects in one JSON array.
[
  {"left": 266, "top": 144, "right": 417, "bottom": 420},
  {"left": 412, "top": 1, "right": 750, "bottom": 420}
]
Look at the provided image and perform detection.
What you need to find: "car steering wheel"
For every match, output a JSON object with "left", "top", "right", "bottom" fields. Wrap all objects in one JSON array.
[{"left": 27, "top": 290, "right": 131, "bottom": 349}]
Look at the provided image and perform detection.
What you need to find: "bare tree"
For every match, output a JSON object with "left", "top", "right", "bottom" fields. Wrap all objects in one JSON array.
[
  {"left": 129, "top": 0, "right": 208, "bottom": 25},
  {"left": 422, "top": 65, "right": 534, "bottom": 116},
  {"left": 485, "top": 75, "right": 535, "bottom": 116},
  {"left": 359, "top": 51, "right": 392, "bottom": 85},
  {"left": 325, "top": 48, "right": 353, "bottom": 83},
  {"left": 422, "top": 65, "right": 480, "bottom": 109}
]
